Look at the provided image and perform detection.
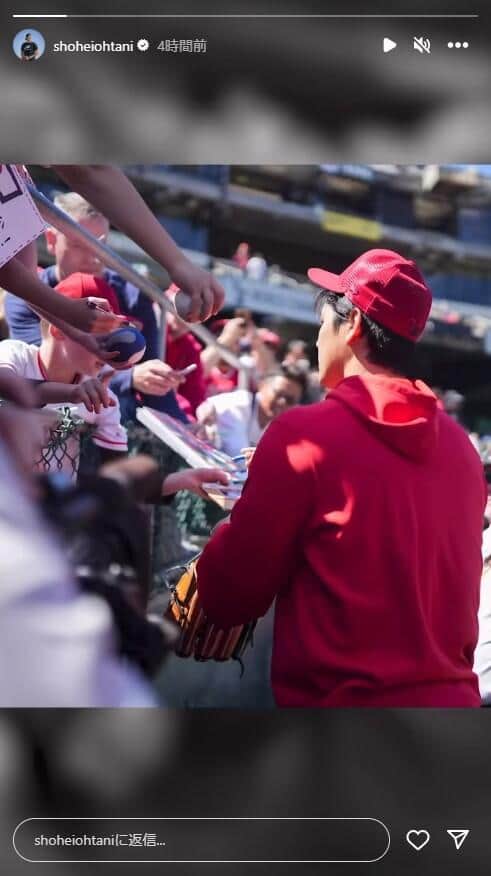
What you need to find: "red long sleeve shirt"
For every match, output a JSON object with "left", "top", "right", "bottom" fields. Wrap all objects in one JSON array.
[
  {"left": 165, "top": 330, "right": 206, "bottom": 416},
  {"left": 197, "top": 374, "right": 486, "bottom": 707}
]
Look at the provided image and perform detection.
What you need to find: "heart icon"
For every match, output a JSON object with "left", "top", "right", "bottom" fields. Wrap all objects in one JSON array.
[{"left": 406, "top": 829, "right": 431, "bottom": 851}]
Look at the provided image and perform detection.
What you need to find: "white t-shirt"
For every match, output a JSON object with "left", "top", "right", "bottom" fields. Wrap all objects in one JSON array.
[
  {"left": 0, "top": 339, "right": 127, "bottom": 476},
  {"left": 197, "top": 389, "right": 264, "bottom": 458},
  {"left": 0, "top": 439, "right": 154, "bottom": 706}
]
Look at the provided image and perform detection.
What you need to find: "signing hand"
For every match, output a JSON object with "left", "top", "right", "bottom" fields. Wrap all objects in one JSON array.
[
  {"left": 169, "top": 259, "right": 225, "bottom": 322},
  {"left": 66, "top": 296, "right": 127, "bottom": 335},
  {"left": 132, "top": 360, "right": 184, "bottom": 396}
]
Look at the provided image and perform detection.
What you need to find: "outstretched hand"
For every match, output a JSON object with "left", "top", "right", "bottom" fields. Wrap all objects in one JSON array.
[
  {"left": 73, "top": 373, "right": 116, "bottom": 414},
  {"left": 162, "top": 467, "right": 230, "bottom": 499},
  {"left": 169, "top": 259, "right": 225, "bottom": 322}
]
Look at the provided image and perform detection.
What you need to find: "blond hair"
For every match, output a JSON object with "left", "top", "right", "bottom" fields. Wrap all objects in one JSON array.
[{"left": 53, "top": 191, "right": 106, "bottom": 223}]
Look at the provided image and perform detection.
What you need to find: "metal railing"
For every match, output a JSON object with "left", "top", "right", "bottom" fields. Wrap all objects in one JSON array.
[{"left": 28, "top": 185, "right": 248, "bottom": 379}]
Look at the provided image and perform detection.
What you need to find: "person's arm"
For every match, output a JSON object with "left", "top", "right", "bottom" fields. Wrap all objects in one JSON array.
[
  {"left": 33, "top": 374, "right": 115, "bottom": 414},
  {"left": 1, "top": 250, "right": 123, "bottom": 357},
  {"left": 0, "top": 370, "right": 38, "bottom": 407},
  {"left": 51, "top": 165, "right": 225, "bottom": 322},
  {"left": 104, "top": 281, "right": 189, "bottom": 424},
  {"left": 250, "top": 330, "right": 277, "bottom": 378},
  {"left": 162, "top": 467, "right": 229, "bottom": 500},
  {"left": 0, "top": 257, "right": 122, "bottom": 336},
  {"left": 200, "top": 318, "right": 243, "bottom": 375},
  {"left": 109, "top": 284, "right": 166, "bottom": 399},
  {"left": 196, "top": 413, "right": 321, "bottom": 626},
  {"left": 99, "top": 454, "right": 229, "bottom": 503},
  {"left": 201, "top": 344, "right": 223, "bottom": 375}
]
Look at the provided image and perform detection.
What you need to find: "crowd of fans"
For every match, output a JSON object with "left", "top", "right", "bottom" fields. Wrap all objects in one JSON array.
[
  {"left": 0, "top": 166, "right": 227, "bottom": 706},
  {"left": 0, "top": 187, "right": 326, "bottom": 706},
  {"left": 1, "top": 180, "right": 491, "bottom": 708}
]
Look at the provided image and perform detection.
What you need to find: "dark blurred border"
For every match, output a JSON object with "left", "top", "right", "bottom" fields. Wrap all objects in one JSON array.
[
  {"left": 1, "top": 0, "right": 489, "bottom": 162},
  {"left": 1, "top": 709, "right": 491, "bottom": 873}
]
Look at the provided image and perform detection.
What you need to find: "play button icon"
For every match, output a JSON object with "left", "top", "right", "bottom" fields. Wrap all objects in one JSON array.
[{"left": 383, "top": 38, "right": 397, "bottom": 53}]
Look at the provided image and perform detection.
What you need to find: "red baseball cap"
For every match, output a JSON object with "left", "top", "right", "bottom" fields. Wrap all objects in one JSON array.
[
  {"left": 55, "top": 272, "right": 121, "bottom": 315},
  {"left": 308, "top": 249, "right": 432, "bottom": 341}
]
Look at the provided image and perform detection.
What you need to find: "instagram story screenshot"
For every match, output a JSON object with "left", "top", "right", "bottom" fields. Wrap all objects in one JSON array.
[{"left": 0, "top": 1, "right": 490, "bottom": 873}]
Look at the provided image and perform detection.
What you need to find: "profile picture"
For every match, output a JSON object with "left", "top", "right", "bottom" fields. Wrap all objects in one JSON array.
[{"left": 12, "top": 29, "right": 46, "bottom": 61}]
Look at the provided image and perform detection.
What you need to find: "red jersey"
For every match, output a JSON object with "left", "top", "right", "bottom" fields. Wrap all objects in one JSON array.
[
  {"left": 197, "top": 374, "right": 486, "bottom": 707},
  {"left": 166, "top": 329, "right": 206, "bottom": 416}
]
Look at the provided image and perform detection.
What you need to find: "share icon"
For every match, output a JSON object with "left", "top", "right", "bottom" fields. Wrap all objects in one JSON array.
[{"left": 447, "top": 829, "right": 470, "bottom": 851}]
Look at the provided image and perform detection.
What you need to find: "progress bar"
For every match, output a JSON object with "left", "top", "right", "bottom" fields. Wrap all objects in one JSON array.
[{"left": 11, "top": 14, "right": 481, "bottom": 19}]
